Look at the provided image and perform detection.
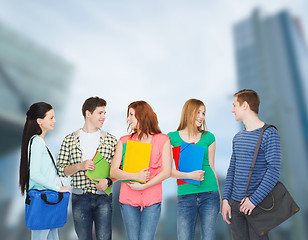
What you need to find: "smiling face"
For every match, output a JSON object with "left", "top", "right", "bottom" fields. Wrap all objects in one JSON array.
[
  {"left": 37, "top": 109, "right": 56, "bottom": 132},
  {"left": 86, "top": 106, "right": 106, "bottom": 129},
  {"left": 195, "top": 105, "right": 205, "bottom": 128},
  {"left": 127, "top": 108, "right": 138, "bottom": 131},
  {"left": 232, "top": 97, "right": 245, "bottom": 122}
]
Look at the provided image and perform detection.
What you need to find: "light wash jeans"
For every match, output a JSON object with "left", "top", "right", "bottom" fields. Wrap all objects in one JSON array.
[
  {"left": 72, "top": 193, "right": 112, "bottom": 240},
  {"left": 120, "top": 202, "right": 161, "bottom": 240},
  {"left": 177, "top": 191, "right": 220, "bottom": 240},
  {"left": 31, "top": 229, "right": 59, "bottom": 240}
]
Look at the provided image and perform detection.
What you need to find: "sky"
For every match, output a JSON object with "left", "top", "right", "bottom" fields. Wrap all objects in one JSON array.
[{"left": 0, "top": 0, "right": 307, "bottom": 200}]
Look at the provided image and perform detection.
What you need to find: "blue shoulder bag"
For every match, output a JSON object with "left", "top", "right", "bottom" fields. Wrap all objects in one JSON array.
[{"left": 25, "top": 137, "right": 70, "bottom": 230}]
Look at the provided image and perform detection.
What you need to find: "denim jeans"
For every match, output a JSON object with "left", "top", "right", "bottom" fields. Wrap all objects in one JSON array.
[
  {"left": 177, "top": 191, "right": 220, "bottom": 240},
  {"left": 31, "top": 229, "right": 59, "bottom": 240},
  {"left": 230, "top": 200, "right": 269, "bottom": 240},
  {"left": 72, "top": 193, "right": 112, "bottom": 240},
  {"left": 120, "top": 202, "right": 161, "bottom": 240}
]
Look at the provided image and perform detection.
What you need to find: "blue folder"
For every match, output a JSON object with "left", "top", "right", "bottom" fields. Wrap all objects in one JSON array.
[{"left": 178, "top": 142, "right": 205, "bottom": 185}]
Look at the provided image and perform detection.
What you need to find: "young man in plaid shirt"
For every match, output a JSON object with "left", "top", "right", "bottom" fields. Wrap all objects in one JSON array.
[{"left": 57, "top": 97, "right": 117, "bottom": 240}]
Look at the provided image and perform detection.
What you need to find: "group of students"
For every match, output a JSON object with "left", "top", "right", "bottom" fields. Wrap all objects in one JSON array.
[{"left": 19, "top": 89, "right": 281, "bottom": 240}]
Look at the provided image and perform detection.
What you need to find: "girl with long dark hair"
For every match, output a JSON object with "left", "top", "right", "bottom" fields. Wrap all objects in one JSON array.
[{"left": 19, "top": 102, "right": 70, "bottom": 240}]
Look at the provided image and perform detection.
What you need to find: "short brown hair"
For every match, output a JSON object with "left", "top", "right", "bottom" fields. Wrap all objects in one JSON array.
[
  {"left": 82, "top": 97, "right": 107, "bottom": 117},
  {"left": 234, "top": 89, "right": 260, "bottom": 114},
  {"left": 127, "top": 101, "right": 161, "bottom": 140}
]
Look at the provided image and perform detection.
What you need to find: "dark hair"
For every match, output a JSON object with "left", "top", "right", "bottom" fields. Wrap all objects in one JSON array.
[
  {"left": 234, "top": 89, "right": 260, "bottom": 114},
  {"left": 19, "top": 102, "right": 53, "bottom": 195},
  {"left": 82, "top": 97, "right": 107, "bottom": 118},
  {"left": 127, "top": 101, "right": 161, "bottom": 140}
]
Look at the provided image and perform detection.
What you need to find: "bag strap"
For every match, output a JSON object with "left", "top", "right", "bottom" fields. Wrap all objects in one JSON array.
[
  {"left": 41, "top": 192, "right": 64, "bottom": 205},
  {"left": 244, "top": 124, "right": 277, "bottom": 197},
  {"left": 26, "top": 136, "right": 63, "bottom": 192},
  {"left": 46, "top": 146, "right": 58, "bottom": 172}
]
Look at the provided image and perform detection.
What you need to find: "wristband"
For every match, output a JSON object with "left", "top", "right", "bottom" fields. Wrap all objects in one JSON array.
[{"left": 106, "top": 177, "right": 113, "bottom": 187}]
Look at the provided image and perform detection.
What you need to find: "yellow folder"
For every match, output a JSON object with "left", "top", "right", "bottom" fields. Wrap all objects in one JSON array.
[{"left": 123, "top": 140, "right": 152, "bottom": 183}]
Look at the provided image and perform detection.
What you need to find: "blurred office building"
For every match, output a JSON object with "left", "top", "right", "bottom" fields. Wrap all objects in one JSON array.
[
  {"left": 0, "top": 22, "right": 73, "bottom": 156},
  {"left": 233, "top": 8, "right": 308, "bottom": 239},
  {"left": 0, "top": 21, "right": 73, "bottom": 239}
]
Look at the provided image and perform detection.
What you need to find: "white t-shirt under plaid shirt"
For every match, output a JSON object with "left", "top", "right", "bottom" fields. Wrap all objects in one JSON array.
[
  {"left": 56, "top": 129, "right": 117, "bottom": 194},
  {"left": 79, "top": 129, "right": 100, "bottom": 161}
]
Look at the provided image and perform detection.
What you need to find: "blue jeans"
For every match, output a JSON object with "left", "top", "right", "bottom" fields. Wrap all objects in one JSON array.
[
  {"left": 230, "top": 200, "right": 269, "bottom": 240},
  {"left": 177, "top": 191, "right": 220, "bottom": 240},
  {"left": 31, "top": 229, "right": 58, "bottom": 240},
  {"left": 72, "top": 193, "right": 112, "bottom": 240},
  {"left": 120, "top": 202, "right": 161, "bottom": 240}
]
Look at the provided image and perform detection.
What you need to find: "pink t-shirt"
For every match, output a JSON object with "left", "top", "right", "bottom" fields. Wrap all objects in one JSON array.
[{"left": 119, "top": 133, "right": 170, "bottom": 208}]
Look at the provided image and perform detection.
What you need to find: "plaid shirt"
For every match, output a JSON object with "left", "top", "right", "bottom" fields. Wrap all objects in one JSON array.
[{"left": 56, "top": 129, "right": 117, "bottom": 194}]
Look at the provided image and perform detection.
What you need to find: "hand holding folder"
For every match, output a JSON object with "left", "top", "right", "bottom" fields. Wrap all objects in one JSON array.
[
  {"left": 85, "top": 151, "right": 112, "bottom": 195},
  {"left": 122, "top": 140, "right": 152, "bottom": 183},
  {"left": 178, "top": 142, "right": 205, "bottom": 185}
]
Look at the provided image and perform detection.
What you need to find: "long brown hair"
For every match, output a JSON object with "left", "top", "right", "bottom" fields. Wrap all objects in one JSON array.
[
  {"left": 177, "top": 99, "right": 207, "bottom": 136},
  {"left": 19, "top": 102, "right": 53, "bottom": 195},
  {"left": 127, "top": 101, "right": 161, "bottom": 140}
]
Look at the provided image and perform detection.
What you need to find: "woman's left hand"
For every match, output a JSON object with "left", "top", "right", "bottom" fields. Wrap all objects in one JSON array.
[{"left": 127, "top": 181, "right": 146, "bottom": 191}]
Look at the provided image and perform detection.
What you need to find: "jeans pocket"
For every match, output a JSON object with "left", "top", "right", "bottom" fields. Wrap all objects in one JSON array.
[
  {"left": 72, "top": 193, "right": 84, "bottom": 205},
  {"left": 177, "top": 195, "right": 186, "bottom": 199},
  {"left": 177, "top": 194, "right": 189, "bottom": 204},
  {"left": 98, "top": 193, "right": 113, "bottom": 204}
]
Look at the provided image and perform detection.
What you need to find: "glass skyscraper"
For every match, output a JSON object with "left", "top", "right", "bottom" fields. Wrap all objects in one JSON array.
[{"left": 233, "top": 9, "right": 308, "bottom": 240}]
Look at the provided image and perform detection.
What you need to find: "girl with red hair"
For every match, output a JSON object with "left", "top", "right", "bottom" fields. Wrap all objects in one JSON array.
[{"left": 110, "top": 101, "right": 172, "bottom": 240}]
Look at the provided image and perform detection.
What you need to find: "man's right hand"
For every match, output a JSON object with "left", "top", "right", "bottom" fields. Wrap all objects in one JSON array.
[
  {"left": 79, "top": 160, "right": 95, "bottom": 171},
  {"left": 222, "top": 199, "right": 232, "bottom": 224}
]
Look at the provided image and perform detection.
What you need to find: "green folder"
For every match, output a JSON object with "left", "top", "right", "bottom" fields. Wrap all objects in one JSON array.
[{"left": 85, "top": 151, "right": 112, "bottom": 195}]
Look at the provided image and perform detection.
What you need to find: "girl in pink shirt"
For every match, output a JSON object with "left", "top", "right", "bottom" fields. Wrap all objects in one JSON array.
[{"left": 110, "top": 101, "right": 172, "bottom": 240}]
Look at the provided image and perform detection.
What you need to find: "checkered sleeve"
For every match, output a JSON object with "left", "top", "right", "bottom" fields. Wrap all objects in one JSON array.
[
  {"left": 110, "top": 134, "right": 118, "bottom": 160},
  {"left": 56, "top": 135, "right": 71, "bottom": 177}
]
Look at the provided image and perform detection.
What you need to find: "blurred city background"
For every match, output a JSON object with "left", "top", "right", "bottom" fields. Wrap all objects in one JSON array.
[{"left": 0, "top": 1, "right": 307, "bottom": 239}]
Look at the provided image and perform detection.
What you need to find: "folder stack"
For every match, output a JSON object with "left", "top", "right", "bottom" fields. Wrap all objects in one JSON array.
[
  {"left": 122, "top": 140, "right": 152, "bottom": 183},
  {"left": 176, "top": 142, "right": 205, "bottom": 185}
]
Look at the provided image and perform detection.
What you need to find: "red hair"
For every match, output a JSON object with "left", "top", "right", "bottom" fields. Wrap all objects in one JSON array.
[{"left": 127, "top": 101, "right": 161, "bottom": 140}]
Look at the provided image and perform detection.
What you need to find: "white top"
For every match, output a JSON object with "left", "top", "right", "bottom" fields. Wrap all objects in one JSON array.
[{"left": 79, "top": 129, "right": 100, "bottom": 161}]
